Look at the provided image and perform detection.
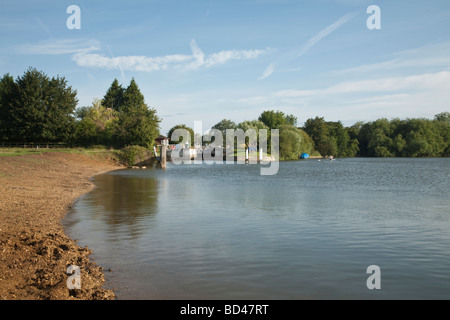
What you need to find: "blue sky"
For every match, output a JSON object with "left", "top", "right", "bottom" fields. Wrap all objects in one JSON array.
[{"left": 1, "top": 0, "right": 450, "bottom": 134}]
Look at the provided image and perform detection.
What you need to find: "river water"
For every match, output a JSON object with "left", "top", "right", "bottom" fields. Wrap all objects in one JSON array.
[{"left": 63, "top": 158, "right": 450, "bottom": 299}]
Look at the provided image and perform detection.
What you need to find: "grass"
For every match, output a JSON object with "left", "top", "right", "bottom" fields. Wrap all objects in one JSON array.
[
  {"left": 0, "top": 147, "right": 121, "bottom": 163},
  {"left": 0, "top": 147, "right": 87, "bottom": 157},
  {"left": 0, "top": 148, "right": 44, "bottom": 157}
]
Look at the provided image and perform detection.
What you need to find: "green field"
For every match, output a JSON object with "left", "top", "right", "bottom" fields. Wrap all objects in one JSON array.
[{"left": 0, "top": 147, "right": 121, "bottom": 162}]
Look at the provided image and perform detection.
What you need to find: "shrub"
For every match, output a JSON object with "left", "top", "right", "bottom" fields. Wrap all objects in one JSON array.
[{"left": 119, "top": 145, "right": 150, "bottom": 166}]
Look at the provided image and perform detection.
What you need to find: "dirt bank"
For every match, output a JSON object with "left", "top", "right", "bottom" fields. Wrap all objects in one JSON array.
[{"left": 0, "top": 152, "right": 123, "bottom": 300}]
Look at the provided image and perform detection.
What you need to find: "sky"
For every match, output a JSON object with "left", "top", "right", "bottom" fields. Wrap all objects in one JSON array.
[{"left": 1, "top": 0, "right": 450, "bottom": 135}]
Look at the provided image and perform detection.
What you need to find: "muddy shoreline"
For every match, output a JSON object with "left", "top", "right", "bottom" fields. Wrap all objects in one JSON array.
[{"left": 0, "top": 152, "right": 124, "bottom": 300}]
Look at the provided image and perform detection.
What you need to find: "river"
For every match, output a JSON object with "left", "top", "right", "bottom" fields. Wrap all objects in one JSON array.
[{"left": 63, "top": 158, "right": 450, "bottom": 299}]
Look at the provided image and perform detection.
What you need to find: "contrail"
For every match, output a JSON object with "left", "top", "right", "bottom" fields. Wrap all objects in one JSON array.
[{"left": 259, "top": 12, "right": 357, "bottom": 80}]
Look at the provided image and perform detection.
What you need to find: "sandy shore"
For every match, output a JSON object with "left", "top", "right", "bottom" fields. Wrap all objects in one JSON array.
[{"left": 0, "top": 152, "right": 124, "bottom": 300}]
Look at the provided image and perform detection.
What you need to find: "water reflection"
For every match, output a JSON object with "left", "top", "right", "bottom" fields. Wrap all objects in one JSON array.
[{"left": 66, "top": 169, "right": 160, "bottom": 241}]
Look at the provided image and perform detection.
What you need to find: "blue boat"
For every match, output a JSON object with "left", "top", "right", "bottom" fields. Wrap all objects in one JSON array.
[{"left": 299, "top": 153, "right": 310, "bottom": 159}]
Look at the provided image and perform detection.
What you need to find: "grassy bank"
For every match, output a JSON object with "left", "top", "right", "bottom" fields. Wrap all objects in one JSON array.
[
  {"left": 0, "top": 147, "right": 123, "bottom": 163},
  {"left": 0, "top": 146, "right": 156, "bottom": 167}
]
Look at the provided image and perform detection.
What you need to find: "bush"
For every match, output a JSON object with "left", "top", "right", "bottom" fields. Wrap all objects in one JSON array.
[
  {"left": 119, "top": 145, "right": 150, "bottom": 166},
  {"left": 279, "top": 125, "right": 303, "bottom": 160}
]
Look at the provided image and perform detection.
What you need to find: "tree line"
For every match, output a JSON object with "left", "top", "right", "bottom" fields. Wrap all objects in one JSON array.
[
  {"left": 168, "top": 110, "right": 450, "bottom": 160},
  {"left": 0, "top": 68, "right": 161, "bottom": 148},
  {"left": 1, "top": 68, "right": 449, "bottom": 159}
]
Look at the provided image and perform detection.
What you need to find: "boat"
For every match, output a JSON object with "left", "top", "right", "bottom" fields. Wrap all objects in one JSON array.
[{"left": 299, "top": 153, "right": 310, "bottom": 159}]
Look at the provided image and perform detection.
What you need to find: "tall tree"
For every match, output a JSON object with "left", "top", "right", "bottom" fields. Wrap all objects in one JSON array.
[
  {"left": 102, "top": 78, "right": 124, "bottom": 111},
  {"left": 285, "top": 114, "right": 298, "bottom": 127},
  {"left": 44, "top": 75, "right": 78, "bottom": 141},
  {"left": 258, "top": 110, "right": 296, "bottom": 129},
  {"left": 116, "top": 104, "right": 160, "bottom": 148},
  {"left": 114, "top": 78, "right": 160, "bottom": 147},
  {"left": 122, "top": 78, "right": 145, "bottom": 111},
  {"left": 7, "top": 68, "right": 77, "bottom": 142},
  {"left": 303, "top": 117, "right": 333, "bottom": 156},
  {"left": 366, "top": 118, "right": 394, "bottom": 157},
  {"left": 0, "top": 74, "right": 17, "bottom": 141},
  {"left": 402, "top": 118, "right": 446, "bottom": 157},
  {"left": 327, "top": 121, "right": 359, "bottom": 157}
]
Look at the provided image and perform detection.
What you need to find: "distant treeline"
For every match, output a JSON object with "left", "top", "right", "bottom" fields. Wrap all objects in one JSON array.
[
  {"left": 170, "top": 111, "right": 450, "bottom": 160},
  {"left": 301, "top": 115, "right": 450, "bottom": 158},
  {"left": 1, "top": 68, "right": 449, "bottom": 159}
]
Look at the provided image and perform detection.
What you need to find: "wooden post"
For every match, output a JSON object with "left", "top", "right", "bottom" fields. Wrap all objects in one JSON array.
[{"left": 161, "top": 139, "right": 167, "bottom": 169}]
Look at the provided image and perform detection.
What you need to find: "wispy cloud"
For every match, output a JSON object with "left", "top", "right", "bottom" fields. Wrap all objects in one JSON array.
[
  {"left": 243, "top": 70, "right": 450, "bottom": 123},
  {"left": 105, "top": 44, "right": 127, "bottom": 82},
  {"left": 13, "top": 37, "right": 269, "bottom": 73},
  {"left": 72, "top": 39, "right": 269, "bottom": 72},
  {"left": 73, "top": 51, "right": 192, "bottom": 72},
  {"left": 14, "top": 38, "right": 101, "bottom": 55},
  {"left": 333, "top": 41, "right": 450, "bottom": 75},
  {"left": 258, "top": 63, "right": 275, "bottom": 80},
  {"left": 35, "top": 17, "right": 53, "bottom": 38},
  {"left": 259, "top": 13, "right": 356, "bottom": 80},
  {"left": 295, "top": 13, "right": 356, "bottom": 58},
  {"left": 273, "top": 71, "right": 450, "bottom": 97}
]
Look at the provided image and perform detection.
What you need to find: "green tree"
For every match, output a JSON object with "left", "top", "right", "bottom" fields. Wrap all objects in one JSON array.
[
  {"left": 237, "top": 120, "right": 268, "bottom": 132},
  {"left": 75, "top": 106, "right": 91, "bottom": 120},
  {"left": 258, "top": 110, "right": 296, "bottom": 129},
  {"left": 116, "top": 104, "right": 160, "bottom": 148},
  {"left": 298, "top": 129, "right": 315, "bottom": 155},
  {"left": 212, "top": 119, "right": 237, "bottom": 135},
  {"left": 279, "top": 125, "right": 303, "bottom": 160},
  {"left": 211, "top": 119, "right": 237, "bottom": 143},
  {"left": 436, "top": 120, "right": 450, "bottom": 156},
  {"left": 356, "top": 117, "right": 450, "bottom": 157},
  {"left": 303, "top": 117, "right": 332, "bottom": 156},
  {"left": 237, "top": 120, "right": 269, "bottom": 149},
  {"left": 402, "top": 118, "right": 446, "bottom": 157},
  {"left": 326, "top": 121, "right": 359, "bottom": 157},
  {"left": 114, "top": 78, "right": 161, "bottom": 148},
  {"left": 167, "top": 124, "right": 194, "bottom": 146},
  {"left": 285, "top": 114, "right": 298, "bottom": 126},
  {"left": 392, "top": 134, "right": 407, "bottom": 155},
  {"left": 74, "top": 99, "right": 118, "bottom": 147},
  {"left": 435, "top": 112, "right": 450, "bottom": 123},
  {"left": 0, "top": 74, "right": 17, "bottom": 141},
  {"left": 44, "top": 75, "right": 78, "bottom": 141},
  {"left": 6, "top": 68, "right": 77, "bottom": 142},
  {"left": 122, "top": 78, "right": 145, "bottom": 111},
  {"left": 358, "top": 118, "right": 394, "bottom": 157},
  {"left": 102, "top": 78, "right": 124, "bottom": 111}
]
